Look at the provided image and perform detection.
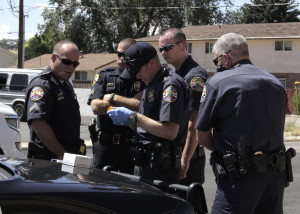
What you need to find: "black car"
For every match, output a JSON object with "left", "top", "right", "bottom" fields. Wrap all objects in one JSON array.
[{"left": 0, "top": 156, "right": 207, "bottom": 214}]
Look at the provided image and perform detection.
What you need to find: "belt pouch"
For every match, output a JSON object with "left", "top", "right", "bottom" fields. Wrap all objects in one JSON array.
[{"left": 251, "top": 153, "right": 268, "bottom": 173}]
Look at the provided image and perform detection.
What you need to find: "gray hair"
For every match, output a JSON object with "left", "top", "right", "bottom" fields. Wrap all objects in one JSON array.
[{"left": 213, "top": 33, "right": 249, "bottom": 60}]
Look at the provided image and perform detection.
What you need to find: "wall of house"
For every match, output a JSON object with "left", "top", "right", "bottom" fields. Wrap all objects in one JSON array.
[{"left": 0, "top": 50, "right": 16, "bottom": 68}]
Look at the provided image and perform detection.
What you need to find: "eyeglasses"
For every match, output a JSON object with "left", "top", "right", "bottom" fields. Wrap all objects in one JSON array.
[
  {"left": 117, "top": 51, "right": 125, "bottom": 58},
  {"left": 56, "top": 55, "right": 80, "bottom": 68},
  {"left": 212, "top": 50, "right": 231, "bottom": 66},
  {"left": 158, "top": 41, "right": 183, "bottom": 53}
]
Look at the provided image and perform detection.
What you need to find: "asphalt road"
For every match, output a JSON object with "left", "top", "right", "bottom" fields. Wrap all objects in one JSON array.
[{"left": 20, "top": 118, "right": 300, "bottom": 213}]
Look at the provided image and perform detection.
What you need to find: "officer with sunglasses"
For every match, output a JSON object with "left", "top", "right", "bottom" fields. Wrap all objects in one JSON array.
[
  {"left": 25, "top": 40, "right": 84, "bottom": 160},
  {"left": 106, "top": 42, "right": 189, "bottom": 184},
  {"left": 196, "top": 33, "right": 288, "bottom": 213},
  {"left": 87, "top": 38, "right": 144, "bottom": 173},
  {"left": 159, "top": 28, "right": 208, "bottom": 187}
]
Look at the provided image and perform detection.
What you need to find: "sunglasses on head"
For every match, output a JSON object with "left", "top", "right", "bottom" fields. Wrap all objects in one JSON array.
[
  {"left": 56, "top": 55, "right": 80, "bottom": 68},
  {"left": 158, "top": 41, "right": 183, "bottom": 53},
  {"left": 117, "top": 51, "right": 126, "bottom": 58}
]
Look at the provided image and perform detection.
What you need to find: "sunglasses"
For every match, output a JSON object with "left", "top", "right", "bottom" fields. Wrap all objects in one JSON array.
[
  {"left": 212, "top": 50, "right": 231, "bottom": 66},
  {"left": 117, "top": 51, "right": 125, "bottom": 58},
  {"left": 158, "top": 41, "right": 183, "bottom": 53},
  {"left": 122, "top": 54, "right": 156, "bottom": 66},
  {"left": 56, "top": 55, "right": 80, "bottom": 68}
]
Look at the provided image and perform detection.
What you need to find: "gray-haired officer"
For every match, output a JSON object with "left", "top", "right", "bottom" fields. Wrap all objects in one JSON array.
[
  {"left": 87, "top": 38, "right": 144, "bottom": 173},
  {"left": 25, "top": 40, "right": 83, "bottom": 160},
  {"left": 106, "top": 42, "right": 189, "bottom": 183},
  {"left": 159, "top": 28, "right": 208, "bottom": 185},
  {"left": 196, "top": 32, "right": 289, "bottom": 213}
]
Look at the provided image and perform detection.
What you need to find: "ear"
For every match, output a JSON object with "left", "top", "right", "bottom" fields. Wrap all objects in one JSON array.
[
  {"left": 224, "top": 53, "right": 231, "bottom": 66},
  {"left": 181, "top": 41, "right": 187, "bottom": 49},
  {"left": 51, "top": 54, "right": 57, "bottom": 62}
]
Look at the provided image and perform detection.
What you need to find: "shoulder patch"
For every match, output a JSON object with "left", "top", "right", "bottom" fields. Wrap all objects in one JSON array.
[
  {"left": 200, "top": 85, "right": 207, "bottom": 103},
  {"left": 163, "top": 86, "right": 177, "bottom": 102},
  {"left": 92, "top": 74, "right": 99, "bottom": 86},
  {"left": 190, "top": 77, "right": 205, "bottom": 92},
  {"left": 30, "top": 87, "right": 44, "bottom": 101}
]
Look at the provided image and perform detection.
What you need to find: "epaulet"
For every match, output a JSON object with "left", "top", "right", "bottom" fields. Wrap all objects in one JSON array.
[
  {"left": 98, "top": 67, "right": 117, "bottom": 74},
  {"left": 39, "top": 71, "right": 52, "bottom": 80}
]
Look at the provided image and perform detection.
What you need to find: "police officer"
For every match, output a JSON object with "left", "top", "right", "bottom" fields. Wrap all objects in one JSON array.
[
  {"left": 106, "top": 42, "right": 189, "bottom": 184},
  {"left": 159, "top": 28, "right": 207, "bottom": 185},
  {"left": 87, "top": 38, "right": 144, "bottom": 173},
  {"left": 196, "top": 33, "right": 287, "bottom": 213},
  {"left": 26, "top": 40, "right": 82, "bottom": 160}
]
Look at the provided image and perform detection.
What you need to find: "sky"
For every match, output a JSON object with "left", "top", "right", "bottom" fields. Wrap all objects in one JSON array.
[{"left": 0, "top": 0, "right": 299, "bottom": 41}]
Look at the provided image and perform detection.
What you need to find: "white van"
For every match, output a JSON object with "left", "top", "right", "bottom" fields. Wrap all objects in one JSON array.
[
  {"left": 0, "top": 103, "right": 24, "bottom": 158},
  {"left": 0, "top": 68, "right": 42, "bottom": 121}
]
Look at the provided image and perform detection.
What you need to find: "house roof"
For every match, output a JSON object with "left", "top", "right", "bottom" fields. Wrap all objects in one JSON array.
[
  {"left": 138, "top": 22, "right": 300, "bottom": 41},
  {"left": 17, "top": 53, "right": 118, "bottom": 71}
]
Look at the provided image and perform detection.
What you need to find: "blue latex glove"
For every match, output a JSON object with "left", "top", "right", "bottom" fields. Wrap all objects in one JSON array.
[{"left": 107, "top": 107, "right": 132, "bottom": 126}]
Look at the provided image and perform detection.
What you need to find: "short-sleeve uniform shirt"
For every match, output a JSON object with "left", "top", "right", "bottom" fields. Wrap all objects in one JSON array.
[
  {"left": 176, "top": 55, "right": 207, "bottom": 112},
  {"left": 196, "top": 60, "right": 287, "bottom": 154},
  {"left": 88, "top": 67, "right": 144, "bottom": 133},
  {"left": 136, "top": 66, "right": 189, "bottom": 146},
  {"left": 26, "top": 66, "right": 81, "bottom": 148}
]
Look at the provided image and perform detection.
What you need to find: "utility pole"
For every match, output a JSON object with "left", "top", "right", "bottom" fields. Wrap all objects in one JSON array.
[{"left": 17, "top": 0, "right": 24, "bottom": 68}]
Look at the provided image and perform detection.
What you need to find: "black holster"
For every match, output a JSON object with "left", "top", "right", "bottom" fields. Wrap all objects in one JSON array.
[
  {"left": 285, "top": 148, "right": 296, "bottom": 187},
  {"left": 27, "top": 141, "right": 55, "bottom": 161}
]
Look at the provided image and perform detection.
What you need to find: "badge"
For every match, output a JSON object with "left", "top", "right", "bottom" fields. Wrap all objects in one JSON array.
[
  {"left": 200, "top": 85, "right": 207, "bottom": 103},
  {"left": 92, "top": 74, "right": 99, "bottom": 86},
  {"left": 134, "top": 81, "right": 142, "bottom": 92},
  {"left": 29, "top": 103, "right": 40, "bottom": 113},
  {"left": 30, "top": 87, "right": 44, "bottom": 101},
  {"left": 57, "top": 92, "right": 64, "bottom": 101},
  {"left": 190, "top": 77, "right": 205, "bottom": 92},
  {"left": 148, "top": 89, "right": 154, "bottom": 102},
  {"left": 163, "top": 86, "right": 177, "bottom": 102}
]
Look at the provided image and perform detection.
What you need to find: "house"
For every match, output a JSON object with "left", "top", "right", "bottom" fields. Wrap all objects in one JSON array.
[
  {"left": 138, "top": 22, "right": 300, "bottom": 89},
  {"left": 0, "top": 47, "right": 17, "bottom": 68},
  {"left": 18, "top": 53, "right": 118, "bottom": 88}
]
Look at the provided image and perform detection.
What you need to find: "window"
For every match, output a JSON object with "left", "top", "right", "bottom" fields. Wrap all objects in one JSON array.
[
  {"left": 278, "top": 78, "right": 286, "bottom": 88},
  {"left": 9, "top": 74, "right": 28, "bottom": 91},
  {"left": 275, "top": 41, "right": 292, "bottom": 51},
  {"left": 0, "top": 73, "right": 8, "bottom": 90},
  {"left": 187, "top": 43, "right": 192, "bottom": 54},
  {"left": 205, "top": 42, "right": 214, "bottom": 54},
  {"left": 75, "top": 71, "right": 87, "bottom": 80}
]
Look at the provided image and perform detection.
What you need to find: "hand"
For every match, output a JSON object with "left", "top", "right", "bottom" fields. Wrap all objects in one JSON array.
[
  {"left": 181, "top": 159, "right": 190, "bottom": 179},
  {"left": 107, "top": 107, "right": 132, "bottom": 126}
]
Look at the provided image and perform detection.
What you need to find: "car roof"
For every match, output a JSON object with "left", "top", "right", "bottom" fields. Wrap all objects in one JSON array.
[{"left": 0, "top": 68, "right": 42, "bottom": 74}]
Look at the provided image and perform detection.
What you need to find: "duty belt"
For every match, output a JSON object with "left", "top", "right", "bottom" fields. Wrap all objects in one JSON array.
[{"left": 99, "top": 132, "right": 133, "bottom": 144}]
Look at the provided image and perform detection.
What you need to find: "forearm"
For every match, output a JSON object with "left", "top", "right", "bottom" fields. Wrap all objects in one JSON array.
[
  {"left": 31, "top": 119, "right": 66, "bottom": 159},
  {"left": 104, "top": 92, "right": 141, "bottom": 112},
  {"left": 181, "top": 121, "right": 198, "bottom": 164},
  {"left": 136, "top": 113, "right": 179, "bottom": 141},
  {"left": 198, "top": 129, "right": 214, "bottom": 151},
  {"left": 91, "top": 99, "right": 111, "bottom": 115}
]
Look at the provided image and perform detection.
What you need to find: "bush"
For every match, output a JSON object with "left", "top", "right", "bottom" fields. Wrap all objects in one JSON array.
[{"left": 292, "top": 88, "right": 300, "bottom": 115}]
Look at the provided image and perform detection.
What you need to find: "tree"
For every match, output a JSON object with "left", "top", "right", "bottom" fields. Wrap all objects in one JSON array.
[
  {"left": 241, "top": 0, "right": 300, "bottom": 23},
  {"left": 24, "top": 0, "right": 232, "bottom": 57}
]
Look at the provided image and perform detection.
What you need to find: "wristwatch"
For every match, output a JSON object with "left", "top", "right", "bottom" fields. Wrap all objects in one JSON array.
[
  {"left": 109, "top": 93, "right": 116, "bottom": 104},
  {"left": 129, "top": 111, "right": 137, "bottom": 130}
]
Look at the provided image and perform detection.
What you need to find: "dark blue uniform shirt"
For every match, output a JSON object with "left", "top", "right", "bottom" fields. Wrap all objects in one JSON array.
[
  {"left": 136, "top": 66, "right": 189, "bottom": 147},
  {"left": 196, "top": 60, "right": 287, "bottom": 154},
  {"left": 176, "top": 55, "right": 207, "bottom": 112},
  {"left": 26, "top": 66, "right": 81, "bottom": 149},
  {"left": 88, "top": 67, "right": 144, "bottom": 133}
]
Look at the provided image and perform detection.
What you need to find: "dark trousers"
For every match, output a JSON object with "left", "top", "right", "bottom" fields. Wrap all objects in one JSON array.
[
  {"left": 181, "top": 153, "right": 206, "bottom": 185},
  {"left": 92, "top": 139, "right": 134, "bottom": 174},
  {"left": 211, "top": 167, "right": 285, "bottom": 214},
  {"left": 134, "top": 160, "right": 181, "bottom": 184}
]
